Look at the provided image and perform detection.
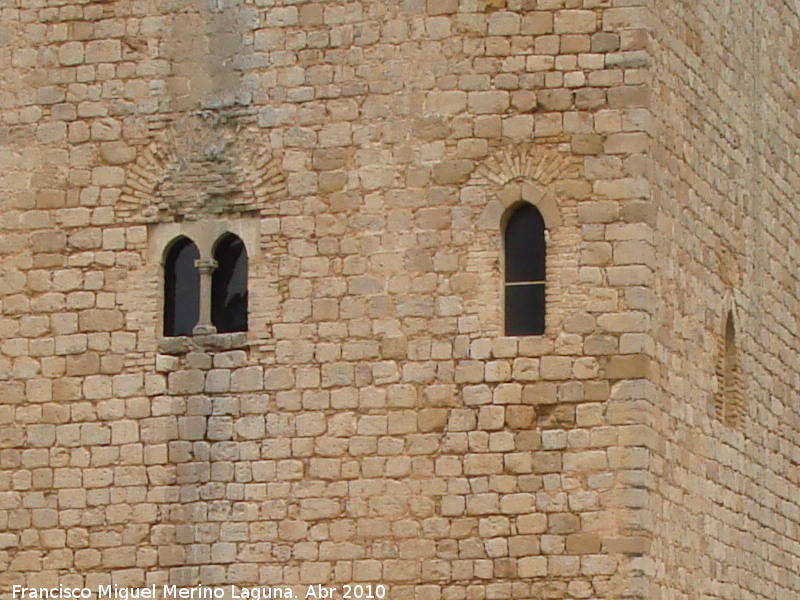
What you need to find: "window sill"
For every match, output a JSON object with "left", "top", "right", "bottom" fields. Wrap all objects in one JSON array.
[{"left": 157, "top": 332, "right": 249, "bottom": 355}]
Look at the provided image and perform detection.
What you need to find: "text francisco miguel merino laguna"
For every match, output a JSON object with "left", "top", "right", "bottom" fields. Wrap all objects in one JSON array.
[{"left": 10, "top": 584, "right": 363, "bottom": 599}]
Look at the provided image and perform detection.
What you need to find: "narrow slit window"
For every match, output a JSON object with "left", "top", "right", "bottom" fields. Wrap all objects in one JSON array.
[
  {"left": 211, "top": 233, "right": 248, "bottom": 333},
  {"left": 164, "top": 237, "right": 200, "bottom": 337},
  {"left": 717, "top": 311, "right": 743, "bottom": 427},
  {"left": 505, "top": 203, "right": 546, "bottom": 336}
]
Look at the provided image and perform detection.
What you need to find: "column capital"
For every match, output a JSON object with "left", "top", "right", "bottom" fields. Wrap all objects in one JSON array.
[{"left": 194, "top": 258, "right": 218, "bottom": 274}]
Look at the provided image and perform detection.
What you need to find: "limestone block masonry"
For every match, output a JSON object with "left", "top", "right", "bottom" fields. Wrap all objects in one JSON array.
[{"left": 0, "top": 1, "right": 797, "bottom": 599}]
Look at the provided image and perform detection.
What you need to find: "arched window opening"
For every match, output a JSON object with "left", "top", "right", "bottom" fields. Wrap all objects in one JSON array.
[
  {"left": 211, "top": 233, "right": 248, "bottom": 333},
  {"left": 504, "top": 203, "right": 546, "bottom": 336},
  {"left": 164, "top": 237, "right": 200, "bottom": 337},
  {"left": 716, "top": 311, "right": 743, "bottom": 428}
]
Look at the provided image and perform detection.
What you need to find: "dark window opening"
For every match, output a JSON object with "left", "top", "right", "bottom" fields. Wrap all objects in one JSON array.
[
  {"left": 504, "top": 203, "right": 546, "bottom": 336},
  {"left": 211, "top": 233, "right": 248, "bottom": 333},
  {"left": 164, "top": 237, "right": 200, "bottom": 337}
]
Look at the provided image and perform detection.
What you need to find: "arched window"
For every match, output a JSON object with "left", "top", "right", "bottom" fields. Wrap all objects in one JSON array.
[
  {"left": 211, "top": 233, "right": 248, "bottom": 333},
  {"left": 504, "top": 203, "right": 546, "bottom": 336},
  {"left": 164, "top": 237, "right": 200, "bottom": 336},
  {"left": 716, "top": 311, "right": 743, "bottom": 427}
]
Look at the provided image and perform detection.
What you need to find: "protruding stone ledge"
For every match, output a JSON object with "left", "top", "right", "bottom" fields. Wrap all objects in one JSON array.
[{"left": 157, "top": 332, "right": 249, "bottom": 355}]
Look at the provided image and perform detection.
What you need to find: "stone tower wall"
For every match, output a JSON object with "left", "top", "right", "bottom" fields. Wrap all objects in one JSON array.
[
  {"left": 649, "top": 0, "right": 800, "bottom": 598},
  {"left": 4, "top": 0, "right": 795, "bottom": 599}
]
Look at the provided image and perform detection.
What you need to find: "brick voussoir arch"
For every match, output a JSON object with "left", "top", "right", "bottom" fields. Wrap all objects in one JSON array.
[{"left": 117, "top": 115, "right": 286, "bottom": 224}]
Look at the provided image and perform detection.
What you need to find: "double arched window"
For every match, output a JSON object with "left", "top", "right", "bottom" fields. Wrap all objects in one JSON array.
[
  {"left": 163, "top": 233, "right": 248, "bottom": 337},
  {"left": 504, "top": 203, "right": 546, "bottom": 336}
]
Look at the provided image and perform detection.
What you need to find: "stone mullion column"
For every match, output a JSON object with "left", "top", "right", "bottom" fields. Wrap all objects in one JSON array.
[{"left": 193, "top": 258, "right": 218, "bottom": 335}]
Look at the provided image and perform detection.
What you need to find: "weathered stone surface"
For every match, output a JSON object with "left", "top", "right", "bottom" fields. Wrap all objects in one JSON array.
[{"left": 0, "top": 2, "right": 796, "bottom": 600}]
